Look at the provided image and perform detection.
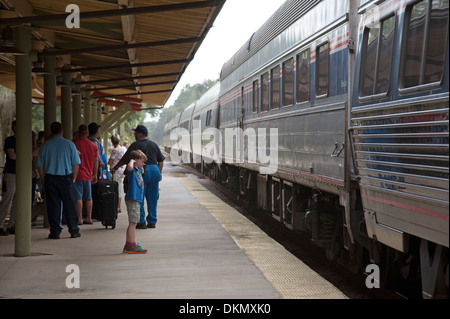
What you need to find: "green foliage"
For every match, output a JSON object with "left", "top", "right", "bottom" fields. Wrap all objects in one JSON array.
[
  {"left": 146, "top": 78, "right": 219, "bottom": 144},
  {"left": 117, "top": 111, "right": 147, "bottom": 145},
  {"left": 0, "top": 85, "right": 16, "bottom": 167}
]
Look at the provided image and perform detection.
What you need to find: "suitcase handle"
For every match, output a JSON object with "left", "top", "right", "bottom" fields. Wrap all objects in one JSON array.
[{"left": 99, "top": 168, "right": 113, "bottom": 181}]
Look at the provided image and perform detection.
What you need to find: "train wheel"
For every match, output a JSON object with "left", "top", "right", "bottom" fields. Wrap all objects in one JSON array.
[
  {"left": 326, "top": 233, "right": 341, "bottom": 261},
  {"left": 420, "top": 240, "right": 449, "bottom": 299},
  {"left": 325, "top": 209, "right": 343, "bottom": 261}
]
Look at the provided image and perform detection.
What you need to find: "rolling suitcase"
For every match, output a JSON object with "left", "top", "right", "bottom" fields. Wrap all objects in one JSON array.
[{"left": 92, "top": 179, "right": 119, "bottom": 229}]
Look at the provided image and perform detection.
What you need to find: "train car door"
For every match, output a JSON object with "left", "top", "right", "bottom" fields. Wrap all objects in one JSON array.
[
  {"left": 239, "top": 86, "right": 245, "bottom": 130},
  {"left": 237, "top": 86, "right": 245, "bottom": 161}
]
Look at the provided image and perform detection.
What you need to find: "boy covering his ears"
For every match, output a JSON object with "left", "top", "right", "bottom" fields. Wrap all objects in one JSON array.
[{"left": 123, "top": 150, "right": 148, "bottom": 254}]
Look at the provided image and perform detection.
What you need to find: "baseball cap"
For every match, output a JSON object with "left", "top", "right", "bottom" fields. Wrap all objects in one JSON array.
[
  {"left": 132, "top": 125, "right": 148, "bottom": 135},
  {"left": 78, "top": 124, "right": 89, "bottom": 134}
]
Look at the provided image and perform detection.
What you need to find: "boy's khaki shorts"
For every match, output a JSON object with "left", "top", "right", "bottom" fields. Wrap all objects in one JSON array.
[{"left": 125, "top": 200, "right": 140, "bottom": 224}]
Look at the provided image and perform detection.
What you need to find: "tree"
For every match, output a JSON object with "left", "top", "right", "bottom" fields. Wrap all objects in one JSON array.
[
  {"left": 147, "top": 79, "right": 218, "bottom": 144},
  {"left": 118, "top": 111, "right": 147, "bottom": 145}
]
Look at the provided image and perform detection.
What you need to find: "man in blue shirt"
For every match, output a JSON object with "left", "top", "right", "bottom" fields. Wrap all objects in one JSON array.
[{"left": 37, "top": 122, "right": 81, "bottom": 239}]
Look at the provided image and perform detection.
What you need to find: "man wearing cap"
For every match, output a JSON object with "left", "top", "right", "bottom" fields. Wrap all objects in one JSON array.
[
  {"left": 111, "top": 125, "right": 165, "bottom": 229},
  {"left": 37, "top": 122, "right": 81, "bottom": 239},
  {"left": 73, "top": 124, "right": 99, "bottom": 224}
]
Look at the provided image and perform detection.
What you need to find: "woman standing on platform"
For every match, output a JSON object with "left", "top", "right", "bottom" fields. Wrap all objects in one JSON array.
[{"left": 108, "top": 134, "right": 127, "bottom": 212}]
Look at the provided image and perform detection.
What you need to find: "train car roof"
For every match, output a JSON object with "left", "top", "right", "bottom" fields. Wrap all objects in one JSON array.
[
  {"left": 192, "top": 82, "right": 220, "bottom": 116},
  {"left": 179, "top": 101, "right": 196, "bottom": 122},
  {"left": 166, "top": 112, "right": 182, "bottom": 130},
  {"left": 220, "top": 0, "right": 321, "bottom": 81}
]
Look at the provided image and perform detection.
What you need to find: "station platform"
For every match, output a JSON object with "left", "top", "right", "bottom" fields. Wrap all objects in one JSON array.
[{"left": 0, "top": 162, "right": 348, "bottom": 299}]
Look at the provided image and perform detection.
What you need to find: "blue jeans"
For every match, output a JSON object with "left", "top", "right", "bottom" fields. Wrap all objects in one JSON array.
[
  {"left": 73, "top": 180, "right": 92, "bottom": 201},
  {"left": 140, "top": 165, "right": 161, "bottom": 225}
]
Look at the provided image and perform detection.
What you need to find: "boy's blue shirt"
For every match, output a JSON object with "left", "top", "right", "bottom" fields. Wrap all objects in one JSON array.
[{"left": 124, "top": 166, "right": 145, "bottom": 202}]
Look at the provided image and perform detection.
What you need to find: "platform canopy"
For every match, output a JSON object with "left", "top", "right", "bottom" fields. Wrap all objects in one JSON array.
[{"left": 0, "top": 0, "right": 225, "bottom": 107}]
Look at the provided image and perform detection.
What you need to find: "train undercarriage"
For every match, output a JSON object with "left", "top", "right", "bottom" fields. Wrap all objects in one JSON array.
[{"left": 196, "top": 160, "right": 448, "bottom": 299}]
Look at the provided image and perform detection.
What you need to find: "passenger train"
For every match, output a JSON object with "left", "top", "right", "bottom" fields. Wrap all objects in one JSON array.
[{"left": 163, "top": 0, "right": 449, "bottom": 298}]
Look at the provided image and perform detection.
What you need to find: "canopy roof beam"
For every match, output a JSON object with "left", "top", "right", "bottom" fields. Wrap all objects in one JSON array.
[
  {"left": 93, "top": 89, "right": 172, "bottom": 99},
  {"left": 38, "top": 36, "right": 203, "bottom": 57},
  {"left": 84, "top": 80, "right": 178, "bottom": 91},
  {"left": 0, "top": 0, "right": 224, "bottom": 26},
  {"left": 77, "top": 72, "right": 182, "bottom": 85},
  {"left": 63, "top": 58, "right": 192, "bottom": 73}
]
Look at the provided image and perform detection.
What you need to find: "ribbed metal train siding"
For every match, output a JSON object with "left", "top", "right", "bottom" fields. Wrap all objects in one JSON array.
[{"left": 351, "top": 98, "right": 449, "bottom": 247}]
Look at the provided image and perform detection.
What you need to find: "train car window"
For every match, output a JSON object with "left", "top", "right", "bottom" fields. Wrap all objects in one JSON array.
[
  {"left": 377, "top": 16, "right": 396, "bottom": 94},
  {"left": 194, "top": 115, "right": 200, "bottom": 129},
  {"left": 271, "top": 66, "right": 281, "bottom": 109},
  {"left": 361, "top": 25, "right": 379, "bottom": 96},
  {"left": 316, "top": 42, "right": 329, "bottom": 97},
  {"left": 206, "top": 110, "right": 211, "bottom": 127},
  {"left": 221, "top": 104, "right": 228, "bottom": 124},
  {"left": 261, "top": 72, "right": 269, "bottom": 112},
  {"left": 360, "top": 15, "right": 396, "bottom": 97},
  {"left": 402, "top": 0, "right": 449, "bottom": 89},
  {"left": 220, "top": 105, "right": 225, "bottom": 124},
  {"left": 424, "top": 0, "right": 449, "bottom": 83},
  {"left": 253, "top": 80, "right": 259, "bottom": 113},
  {"left": 282, "top": 58, "right": 294, "bottom": 106},
  {"left": 403, "top": 1, "right": 428, "bottom": 87},
  {"left": 296, "top": 49, "right": 310, "bottom": 103},
  {"left": 210, "top": 109, "right": 216, "bottom": 127}
]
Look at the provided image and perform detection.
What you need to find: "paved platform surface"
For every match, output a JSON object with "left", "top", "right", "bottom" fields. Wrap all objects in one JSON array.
[{"left": 0, "top": 162, "right": 347, "bottom": 299}]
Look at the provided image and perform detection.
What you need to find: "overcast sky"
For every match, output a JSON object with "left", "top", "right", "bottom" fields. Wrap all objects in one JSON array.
[{"left": 159, "top": 0, "right": 286, "bottom": 110}]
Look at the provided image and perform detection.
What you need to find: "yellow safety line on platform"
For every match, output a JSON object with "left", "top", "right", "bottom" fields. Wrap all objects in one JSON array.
[{"left": 179, "top": 177, "right": 348, "bottom": 299}]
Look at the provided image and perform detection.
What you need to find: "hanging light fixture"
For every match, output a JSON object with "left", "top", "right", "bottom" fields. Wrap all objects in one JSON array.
[
  {"left": 32, "top": 56, "right": 51, "bottom": 75},
  {"left": 56, "top": 75, "right": 70, "bottom": 87}
]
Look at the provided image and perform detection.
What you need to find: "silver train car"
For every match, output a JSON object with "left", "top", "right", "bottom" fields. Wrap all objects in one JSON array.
[
  {"left": 163, "top": 112, "right": 181, "bottom": 153},
  {"left": 191, "top": 83, "right": 220, "bottom": 168},
  {"left": 352, "top": 0, "right": 449, "bottom": 298},
  {"left": 171, "top": 101, "right": 196, "bottom": 164},
  {"left": 164, "top": 0, "right": 449, "bottom": 298}
]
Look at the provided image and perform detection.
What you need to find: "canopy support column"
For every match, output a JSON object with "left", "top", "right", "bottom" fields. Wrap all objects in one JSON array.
[
  {"left": 72, "top": 74, "right": 82, "bottom": 131},
  {"left": 43, "top": 54, "right": 57, "bottom": 229},
  {"left": 61, "top": 67, "right": 72, "bottom": 139},
  {"left": 100, "top": 102, "right": 130, "bottom": 130},
  {"left": 97, "top": 101, "right": 102, "bottom": 124},
  {"left": 44, "top": 55, "right": 57, "bottom": 139},
  {"left": 84, "top": 86, "right": 92, "bottom": 124},
  {"left": 14, "top": 26, "right": 34, "bottom": 257},
  {"left": 90, "top": 95, "right": 97, "bottom": 123},
  {"left": 110, "top": 110, "right": 134, "bottom": 131}
]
